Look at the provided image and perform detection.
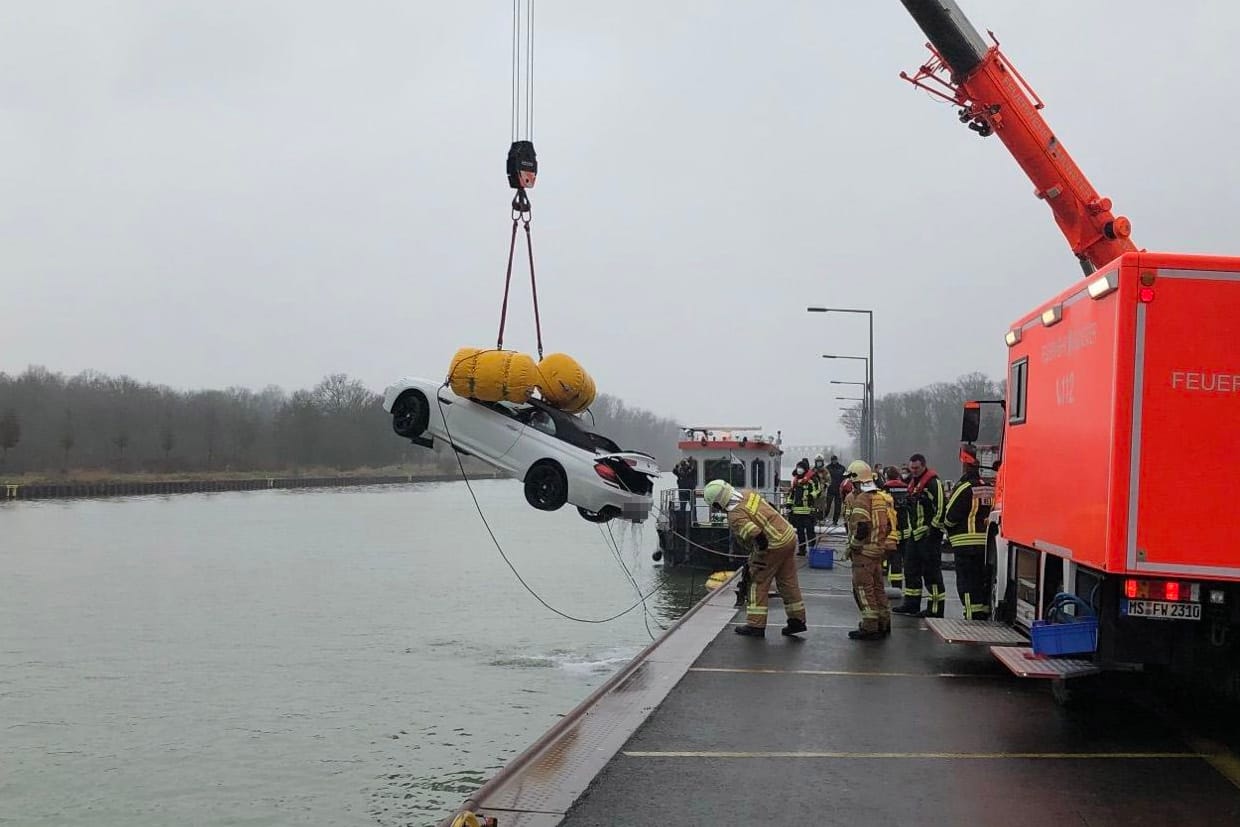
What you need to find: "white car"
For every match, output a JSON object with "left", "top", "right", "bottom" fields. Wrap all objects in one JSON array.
[{"left": 382, "top": 377, "right": 660, "bottom": 523}]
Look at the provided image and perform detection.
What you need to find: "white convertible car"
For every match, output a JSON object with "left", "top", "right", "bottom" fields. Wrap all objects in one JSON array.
[{"left": 382, "top": 377, "right": 660, "bottom": 523}]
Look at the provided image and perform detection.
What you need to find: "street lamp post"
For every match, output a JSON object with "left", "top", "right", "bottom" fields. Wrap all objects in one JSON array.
[
  {"left": 823, "top": 354, "right": 871, "bottom": 461},
  {"left": 809, "top": 307, "right": 875, "bottom": 461}
]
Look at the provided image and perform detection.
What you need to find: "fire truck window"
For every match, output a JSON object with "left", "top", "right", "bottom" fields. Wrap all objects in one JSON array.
[
  {"left": 751, "top": 459, "right": 766, "bottom": 489},
  {"left": 1009, "top": 358, "right": 1029, "bottom": 425}
]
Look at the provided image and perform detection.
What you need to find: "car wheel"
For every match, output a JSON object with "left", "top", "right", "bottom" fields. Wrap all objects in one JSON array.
[
  {"left": 391, "top": 390, "right": 430, "bottom": 438},
  {"left": 524, "top": 461, "right": 567, "bottom": 511},
  {"left": 577, "top": 506, "right": 620, "bottom": 523}
]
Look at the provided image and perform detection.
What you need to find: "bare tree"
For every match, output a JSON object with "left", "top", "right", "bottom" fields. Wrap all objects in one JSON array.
[
  {"left": 59, "top": 410, "right": 75, "bottom": 472},
  {"left": 160, "top": 423, "right": 175, "bottom": 462},
  {"left": 0, "top": 408, "right": 19, "bottom": 466}
]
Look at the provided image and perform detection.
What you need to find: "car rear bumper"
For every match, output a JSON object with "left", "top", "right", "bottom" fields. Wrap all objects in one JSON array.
[{"left": 576, "top": 483, "right": 653, "bottom": 523}]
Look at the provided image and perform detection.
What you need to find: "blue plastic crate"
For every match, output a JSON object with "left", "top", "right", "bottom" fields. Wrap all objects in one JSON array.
[
  {"left": 808, "top": 545, "right": 834, "bottom": 569},
  {"left": 1030, "top": 618, "right": 1098, "bottom": 656}
]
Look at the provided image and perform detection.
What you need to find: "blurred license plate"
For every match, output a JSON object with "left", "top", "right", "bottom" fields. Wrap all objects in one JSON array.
[{"left": 1123, "top": 600, "right": 1202, "bottom": 620}]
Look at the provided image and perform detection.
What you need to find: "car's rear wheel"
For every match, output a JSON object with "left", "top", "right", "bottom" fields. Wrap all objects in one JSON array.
[
  {"left": 577, "top": 506, "right": 620, "bottom": 523},
  {"left": 391, "top": 390, "right": 429, "bottom": 438},
  {"left": 524, "top": 461, "right": 567, "bottom": 511}
]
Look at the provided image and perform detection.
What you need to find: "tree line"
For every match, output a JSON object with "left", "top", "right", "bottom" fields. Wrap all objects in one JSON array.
[
  {"left": 838, "top": 371, "right": 1007, "bottom": 474},
  {"left": 0, "top": 367, "right": 686, "bottom": 476}
]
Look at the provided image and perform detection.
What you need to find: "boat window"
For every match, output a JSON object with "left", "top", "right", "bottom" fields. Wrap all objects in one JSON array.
[
  {"left": 703, "top": 458, "right": 745, "bottom": 488},
  {"left": 750, "top": 459, "right": 766, "bottom": 489}
]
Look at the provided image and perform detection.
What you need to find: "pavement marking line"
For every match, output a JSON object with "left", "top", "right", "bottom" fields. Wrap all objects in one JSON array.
[
  {"left": 689, "top": 667, "right": 999, "bottom": 679},
  {"left": 622, "top": 750, "right": 1202, "bottom": 760},
  {"left": 1177, "top": 732, "right": 1240, "bottom": 791},
  {"left": 728, "top": 622, "right": 858, "bottom": 629}
]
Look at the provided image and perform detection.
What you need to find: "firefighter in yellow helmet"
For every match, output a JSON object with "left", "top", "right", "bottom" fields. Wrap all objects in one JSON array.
[
  {"left": 703, "top": 479, "right": 807, "bottom": 638},
  {"left": 843, "top": 460, "right": 892, "bottom": 640}
]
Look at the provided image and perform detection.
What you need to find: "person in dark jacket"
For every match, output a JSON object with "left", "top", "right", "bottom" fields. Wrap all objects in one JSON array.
[{"left": 823, "top": 455, "right": 847, "bottom": 527}]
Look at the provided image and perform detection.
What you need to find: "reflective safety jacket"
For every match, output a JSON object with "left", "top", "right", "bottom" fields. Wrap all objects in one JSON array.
[
  {"left": 876, "top": 489, "right": 900, "bottom": 552},
  {"left": 845, "top": 489, "right": 891, "bottom": 559},
  {"left": 904, "top": 469, "right": 946, "bottom": 540},
  {"left": 944, "top": 475, "right": 994, "bottom": 550},
  {"left": 728, "top": 490, "right": 797, "bottom": 551},
  {"left": 789, "top": 474, "right": 821, "bottom": 515}
]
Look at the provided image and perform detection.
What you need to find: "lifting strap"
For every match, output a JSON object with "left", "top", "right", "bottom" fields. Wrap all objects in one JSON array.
[{"left": 495, "top": 190, "right": 542, "bottom": 359}]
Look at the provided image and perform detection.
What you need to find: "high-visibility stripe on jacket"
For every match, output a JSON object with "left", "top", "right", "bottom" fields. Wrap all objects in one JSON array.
[
  {"left": 789, "top": 476, "right": 820, "bottom": 515},
  {"left": 844, "top": 490, "right": 890, "bottom": 558},
  {"left": 904, "top": 470, "right": 945, "bottom": 539},
  {"left": 728, "top": 491, "right": 796, "bottom": 549},
  {"left": 877, "top": 490, "right": 900, "bottom": 552},
  {"left": 944, "top": 477, "right": 993, "bottom": 549}
]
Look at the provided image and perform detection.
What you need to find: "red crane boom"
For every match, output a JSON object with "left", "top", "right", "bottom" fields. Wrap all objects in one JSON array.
[{"left": 897, "top": 0, "right": 1138, "bottom": 275}]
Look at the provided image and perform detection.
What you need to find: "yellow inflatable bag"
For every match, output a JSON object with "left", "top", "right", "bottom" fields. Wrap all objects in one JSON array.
[
  {"left": 537, "top": 352, "right": 596, "bottom": 414},
  {"left": 447, "top": 347, "right": 537, "bottom": 404}
]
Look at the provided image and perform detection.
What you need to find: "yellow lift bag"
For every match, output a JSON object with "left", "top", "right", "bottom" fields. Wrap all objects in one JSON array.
[{"left": 446, "top": 348, "right": 597, "bottom": 413}]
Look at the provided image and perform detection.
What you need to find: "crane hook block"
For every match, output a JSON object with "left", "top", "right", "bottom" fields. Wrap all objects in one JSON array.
[{"left": 507, "top": 140, "right": 537, "bottom": 190}]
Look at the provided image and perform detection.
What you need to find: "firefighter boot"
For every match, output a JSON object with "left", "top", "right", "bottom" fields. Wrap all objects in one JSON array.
[
  {"left": 848, "top": 628, "right": 884, "bottom": 641},
  {"left": 891, "top": 592, "right": 922, "bottom": 615},
  {"left": 734, "top": 625, "right": 765, "bottom": 638},
  {"left": 781, "top": 618, "right": 808, "bottom": 637}
]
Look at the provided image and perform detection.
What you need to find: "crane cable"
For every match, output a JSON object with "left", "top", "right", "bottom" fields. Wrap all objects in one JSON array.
[
  {"left": 436, "top": 389, "right": 674, "bottom": 625},
  {"left": 497, "top": 0, "right": 543, "bottom": 359}
]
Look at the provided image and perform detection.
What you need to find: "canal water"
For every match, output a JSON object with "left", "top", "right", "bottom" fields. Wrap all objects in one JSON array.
[{"left": 1, "top": 478, "right": 710, "bottom": 826}]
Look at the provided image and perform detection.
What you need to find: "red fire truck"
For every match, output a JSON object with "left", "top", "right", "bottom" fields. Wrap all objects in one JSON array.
[{"left": 897, "top": 1, "right": 1240, "bottom": 698}]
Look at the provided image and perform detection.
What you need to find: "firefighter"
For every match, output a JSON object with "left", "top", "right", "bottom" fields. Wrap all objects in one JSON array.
[
  {"left": 882, "top": 466, "right": 909, "bottom": 591},
  {"left": 891, "top": 452, "right": 947, "bottom": 618},
  {"left": 843, "top": 460, "right": 891, "bottom": 640},
  {"left": 704, "top": 478, "right": 807, "bottom": 638},
  {"left": 823, "top": 454, "right": 847, "bottom": 526},
  {"left": 944, "top": 445, "right": 994, "bottom": 620},
  {"left": 811, "top": 453, "right": 830, "bottom": 521},
  {"left": 788, "top": 458, "right": 820, "bottom": 556}
]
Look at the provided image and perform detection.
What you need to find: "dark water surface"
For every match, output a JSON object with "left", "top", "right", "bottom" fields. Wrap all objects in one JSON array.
[{"left": 1, "top": 478, "right": 707, "bottom": 826}]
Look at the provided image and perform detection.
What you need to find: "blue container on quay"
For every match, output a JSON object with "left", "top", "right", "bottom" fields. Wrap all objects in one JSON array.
[
  {"left": 1030, "top": 618, "right": 1098, "bottom": 656},
  {"left": 808, "top": 545, "right": 833, "bottom": 569}
]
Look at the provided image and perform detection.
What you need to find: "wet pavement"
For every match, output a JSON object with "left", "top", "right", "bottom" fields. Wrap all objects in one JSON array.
[{"left": 456, "top": 539, "right": 1240, "bottom": 827}]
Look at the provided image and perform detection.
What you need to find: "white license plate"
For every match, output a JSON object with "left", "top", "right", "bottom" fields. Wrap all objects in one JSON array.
[{"left": 1122, "top": 599, "right": 1202, "bottom": 620}]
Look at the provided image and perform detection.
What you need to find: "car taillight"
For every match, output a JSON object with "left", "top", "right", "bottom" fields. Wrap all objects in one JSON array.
[
  {"left": 1164, "top": 581, "right": 1180, "bottom": 602},
  {"left": 594, "top": 463, "right": 618, "bottom": 482},
  {"left": 1138, "top": 286, "right": 1156, "bottom": 303},
  {"left": 1125, "top": 579, "right": 1138, "bottom": 599}
]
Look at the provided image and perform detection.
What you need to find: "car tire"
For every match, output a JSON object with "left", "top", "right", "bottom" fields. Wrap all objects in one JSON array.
[
  {"left": 577, "top": 506, "right": 620, "bottom": 523},
  {"left": 391, "top": 390, "right": 430, "bottom": 439},
  {"left": 524, "top": 460, "right": 568, "bottom": 511}
]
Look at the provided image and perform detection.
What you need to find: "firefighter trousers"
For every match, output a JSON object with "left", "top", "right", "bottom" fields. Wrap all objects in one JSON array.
[
  {"left": 903, "top": 533, "right": 945, "bottom": 615},
  {"left": 792, "top": 513, "right": 815, "bottom": 555},
  {"left": 745, "top": 542, "right": 805, "bottom": 629},
  {"left": 885, "top": 546, "right": 904, "bottom": 588},
  {"left": 824, "top": 490, "right": 842, "bottom": 525},
  {"left": 953, "top": 547, "right": 991, "bottom": 619},
  {"left": 851, "top": 554, "right": 890, "bottom": 633}
]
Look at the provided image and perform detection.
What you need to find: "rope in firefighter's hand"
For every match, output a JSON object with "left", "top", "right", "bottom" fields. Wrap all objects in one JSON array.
[
  {"left": 436, "top": 388, "right": 672, "bottom": 624},
  {"left": 650, "top": 504, "right": 853, "bottom": 567}
]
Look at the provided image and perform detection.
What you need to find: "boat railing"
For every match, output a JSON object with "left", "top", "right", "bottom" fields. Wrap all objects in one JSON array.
[{"left": 658, "top": 487, "right": 789, "bottom": 528}]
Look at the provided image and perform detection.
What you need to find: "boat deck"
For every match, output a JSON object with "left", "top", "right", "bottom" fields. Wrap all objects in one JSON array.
[{"left": 446, "top": 539, "right": 1240, "bottom": 827}]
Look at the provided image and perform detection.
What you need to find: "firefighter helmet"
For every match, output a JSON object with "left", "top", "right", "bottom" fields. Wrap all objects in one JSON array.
[
  {"left": 703, "top": 479, "right": 734, "bottom": 508},
  {"left": 846, "top": 460, "right": 874, "bottom": 483}
]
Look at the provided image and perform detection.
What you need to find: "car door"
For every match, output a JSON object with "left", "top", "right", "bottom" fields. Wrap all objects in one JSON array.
[{"left": 439, "top": 396, "right": 522, "bottom": 466}]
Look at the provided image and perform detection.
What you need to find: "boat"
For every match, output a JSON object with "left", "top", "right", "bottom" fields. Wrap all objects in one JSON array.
[{"left": 654, "top": 426, "right": 784, "bottom": 570}]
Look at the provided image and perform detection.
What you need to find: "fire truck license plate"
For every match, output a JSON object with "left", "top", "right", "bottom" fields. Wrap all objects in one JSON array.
[{"left": 1122, "top": 600, "right": 1202, "bottom": 620}]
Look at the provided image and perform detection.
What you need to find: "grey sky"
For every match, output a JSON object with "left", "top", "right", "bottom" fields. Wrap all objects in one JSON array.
[{"left": 3, "top": 1, "right": 1239, "bottom": 449}]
